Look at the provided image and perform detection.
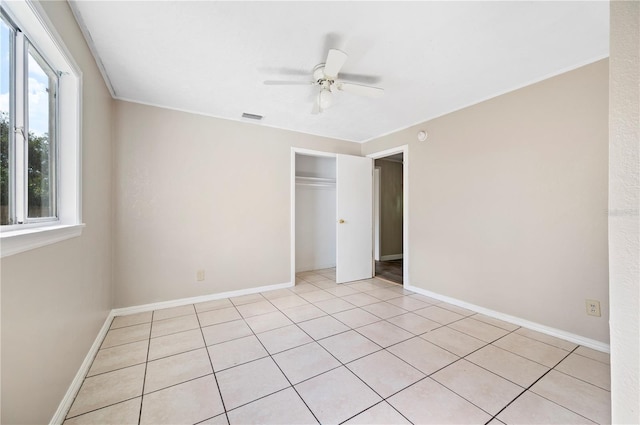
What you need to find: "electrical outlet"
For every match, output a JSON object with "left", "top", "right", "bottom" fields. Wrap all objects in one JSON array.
[
  {"left": 586, "top": 299, "right": 601, "bottom": 317},
  {"left": 196, "top": 269, "right": 205, "bottom": 282}
]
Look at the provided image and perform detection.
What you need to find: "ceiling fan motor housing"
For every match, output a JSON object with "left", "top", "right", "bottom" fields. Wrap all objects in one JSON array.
[{"left": 313, "top": 64, "right": 334, "bottom": 88}]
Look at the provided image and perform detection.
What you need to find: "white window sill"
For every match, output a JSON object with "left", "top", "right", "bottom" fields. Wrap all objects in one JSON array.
[{"left": 0, "top": 223, "right": 85, "bottom": 258}]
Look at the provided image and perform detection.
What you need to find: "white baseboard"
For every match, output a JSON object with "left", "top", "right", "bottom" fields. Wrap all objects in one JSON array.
[
  {"left": 380, "top": 254, "right": 403, "bottom": 261},
  {"left": 50, "top": 310, "right": 115, "bottom": 425},
  {"left": 295, "top": 263, "right": 336, "bottom": 273},
  {"left": 51, "top": 281, "right": 293, "bottom": 423},
  {"left": 405, "top": 284, "right": 610, "bottom": 353},
  {"left": 112, "top": 281, "right": 293, "bottom": 316}
]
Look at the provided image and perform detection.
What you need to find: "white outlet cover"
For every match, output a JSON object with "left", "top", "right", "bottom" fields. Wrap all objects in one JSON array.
[{"left": 585, "top": 299, "right": 601, "bottom": 317}]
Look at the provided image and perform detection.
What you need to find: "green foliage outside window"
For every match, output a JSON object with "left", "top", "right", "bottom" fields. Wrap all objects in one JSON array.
[{"left": 1, "top": 111, "right": 51, "bottom": 224}]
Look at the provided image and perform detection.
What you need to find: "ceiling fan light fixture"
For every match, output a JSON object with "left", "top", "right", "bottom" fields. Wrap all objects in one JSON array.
[{"left": 318, "top": 88, "right": 333, "bottom": 109}]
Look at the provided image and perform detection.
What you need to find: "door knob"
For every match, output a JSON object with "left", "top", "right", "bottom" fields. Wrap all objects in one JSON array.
[{"left": 338, "top": 219, "right": 345, "bottom": 224}]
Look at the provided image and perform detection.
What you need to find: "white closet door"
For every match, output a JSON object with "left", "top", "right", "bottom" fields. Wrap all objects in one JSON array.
[{"left": 336, "top": 154, "right": 373, "bottom": 283}]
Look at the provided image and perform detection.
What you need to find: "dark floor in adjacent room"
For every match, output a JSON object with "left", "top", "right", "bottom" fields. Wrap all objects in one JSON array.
[{"left": 375, "top": 259, "right": 403, "bottom": 284}]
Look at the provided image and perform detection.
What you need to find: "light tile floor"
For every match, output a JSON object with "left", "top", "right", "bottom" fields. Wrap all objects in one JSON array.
[{"left": 64, "top": 269, "right": 611, "bottom": 424}]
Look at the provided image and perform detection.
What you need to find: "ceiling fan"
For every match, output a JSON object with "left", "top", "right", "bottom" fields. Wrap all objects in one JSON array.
[{"left": 264, "top": 49, "right": 384, "bottom": 113}]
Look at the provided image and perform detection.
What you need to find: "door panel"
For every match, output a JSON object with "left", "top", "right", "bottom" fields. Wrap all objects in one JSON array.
[{"left": 336, "top": 154, "right": 373, "bottom": 283}]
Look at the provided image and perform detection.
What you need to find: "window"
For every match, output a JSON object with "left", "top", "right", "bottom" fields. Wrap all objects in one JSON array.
[
  {"left": 2, "top": 14, "right": 58, "bottom": 225},
  {"left": 1, "top": 1, "right": 82, "bottom": 257}
]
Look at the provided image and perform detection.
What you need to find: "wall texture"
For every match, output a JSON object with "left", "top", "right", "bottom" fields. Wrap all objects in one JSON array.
[
  {"left": 362, "top": 59, "right": 610, "bottom": 343},
  {"left": 375, "top": 159, "right": 403, "bottom": 258},
  {"left": 609, "top": 1, "right": 639, "bottom": 422},
  {"left": 112, "top": 101, "right": 359, "bottom": 307},
  {"left": 0, "top": 2, "right": 114, "bottom": 424}
]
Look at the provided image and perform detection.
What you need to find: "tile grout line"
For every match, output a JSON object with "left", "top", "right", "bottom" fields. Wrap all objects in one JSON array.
[
  {"left": 326, "top": 281, "right": 472, "bottom": 423},
  {"left": 378, "top": 314, "right": 604, "bottom": 422},
  {"left": 552, "top": 368, "right": 611, "bottom": 392},
  {"left": 195, "top": 303, "right": 231, "bottom": 425},
  {"left": 281, "top": 274, "right": 608, "bottom": 424},
  {"left": 571, "top": 351, "right": 611, "bottom": 366},
  {"left": 338, "top": 318, "right": 527, "bottom": 422},
  {"left": 62, "top": 317, "right": 118, "bottom": 421},
  {"left": 339, "top": 400, "right": 414, "bottom": 425},
  {"left": 227, "top": 297, "right": 323, "bottom": 424},
  {"left": 484, "top": 345, "right": 599, "bottom": 424},
  {"left": 367, "top": 320, "right": 547, "bottom": 421},
  {"left": 136, "top": 310, "right": 154, "bottom": 425},
  {"left": 70, "top": 278, "right": 422, "bottom": 421},
  {"left": 474, "top": 334, "right": 576, "bottom": 373},
  {"left": 274, "top": 293, "right": 414, "bottom": 424},
  {"left": 232, "top": 278, "right": 400, "bottom": 421},
  {"left": 410, "top": 326, "right": 529, "bottom": 421},
  {"left": 71, "top": 272, "right": 608, "bottom": 424},
  {"left": 65, "top": 397, "right": 142, "bottom": 421},
  {"left": 508, "top": 327, "right": 586, "bottom": 352},
  {"left": 286, "top": 276, "right": 446, "bottom": 422}
]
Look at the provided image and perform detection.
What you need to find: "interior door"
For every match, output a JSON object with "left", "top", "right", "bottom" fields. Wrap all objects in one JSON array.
[{"left": 336, "top": 154, "right": 373, "bottom": 283}]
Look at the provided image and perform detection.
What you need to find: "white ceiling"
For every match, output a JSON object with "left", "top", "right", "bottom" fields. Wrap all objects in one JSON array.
[{"left": 70, "top": 1, "right": 609, "bottom": 143}]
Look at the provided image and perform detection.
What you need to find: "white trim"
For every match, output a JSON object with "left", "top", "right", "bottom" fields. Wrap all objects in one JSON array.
[
  {"left": 373, "top": 167, "right": 381, "bottom": 261},
  {"left": 66, "top": 1, "right": 116, "bottom": 98},
  {"left": 290, "top": 149, "right": 296, "bottom": 287},
  {"left": 367, "top": 145, "right": 409, "bottom": 286},
  {"left": 0, "top": 224, "right": 85, "bottom": 258},
  {"left": 49, "top": 310, "right": 114, "bottom": 425},
  {"left": 406, "top": 283, "right": 610, "bottom": 353},
  {"left": 114, "top": 96, "right": 369, "bottom": 144},
  {"left": 112, "top": 281, "right": 293, "bottom": 317},
  {"left": 292, "top": 148, "right": 337, "bottom": 158},
  {"left": 367, "top": 146, "right": 408, "bottom": 160},
  {"left": 26, "top": 1, "right": 82, "bottom": 75},
  {"left": 381, "top": 254, "right": 403, "bottom": 261}
]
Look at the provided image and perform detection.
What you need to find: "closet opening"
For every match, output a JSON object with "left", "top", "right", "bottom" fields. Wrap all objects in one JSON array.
[{"left": 294, "top": 153, "right": 337, "bottom": 274}]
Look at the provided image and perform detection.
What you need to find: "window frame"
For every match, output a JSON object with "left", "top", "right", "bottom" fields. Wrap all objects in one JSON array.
[
  {"left": 26, "top": 41, "right": 60, "bottom": 223},
  {"left": 1, "top": 0, "right": 83, "bottom": 258},
  {"left": 3, "top": 14, "right": 60, "bottom": 226}
]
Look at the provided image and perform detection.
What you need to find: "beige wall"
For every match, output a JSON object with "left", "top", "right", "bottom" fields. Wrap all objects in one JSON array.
[
  {"left": 609, "top": 1, "right": 640, "bottom": 422},
  {"left": 0, "top": 2, "right": 114, "bottom": 424},
  {"left": 375, "top": 159, "right": 403, "bottom": 257},
  {"left": 0, "top": 2, "right": 621, "bottom": 422},
  {"left": 113, "top": 101, "right": 360, "bottom": 307},
  {"left": 363, "top": 59, "right": 610, "bottom": 343}
]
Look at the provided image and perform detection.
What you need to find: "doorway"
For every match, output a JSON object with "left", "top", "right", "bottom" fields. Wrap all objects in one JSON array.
[{"left": 368, "top": 145, "right": 409, "bottom": 286}]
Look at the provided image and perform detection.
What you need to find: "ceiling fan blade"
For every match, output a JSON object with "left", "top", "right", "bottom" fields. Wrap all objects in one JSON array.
[
  {"left": 258, "top": 67, "right": 310, "bottom": 76},
  {"left": 323, "top": 49, "right": 348, "bottom": 78},
  {"left": 338, "top": 73, "right": 382, "bottom": 85},
  {"left": 263, "top": 80, "right": 314, "bottom": 86},
  {"left": 336, "top": 82, "right": 384, "bottom": 98}
]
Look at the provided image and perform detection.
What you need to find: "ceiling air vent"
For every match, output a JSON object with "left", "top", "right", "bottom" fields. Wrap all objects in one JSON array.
[{"left": 241, "top": 113, "right": 263, "bottom": 121}]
